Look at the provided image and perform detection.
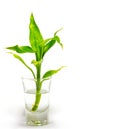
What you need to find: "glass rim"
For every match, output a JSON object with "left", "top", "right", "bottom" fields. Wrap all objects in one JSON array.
[
  {"left": 21, "top": 77, "right": 52, "bottom": 81},
  {"left": 21, "top": 77, "right": 36, "bottom": 81}
]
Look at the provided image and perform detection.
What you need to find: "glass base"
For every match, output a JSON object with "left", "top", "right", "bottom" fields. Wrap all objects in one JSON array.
[
  {"left": 25, "top": 106, "right": 49, "bottom": 126},
  {"left": 26, "top": 120, "right": 48, "bottom": 126}
]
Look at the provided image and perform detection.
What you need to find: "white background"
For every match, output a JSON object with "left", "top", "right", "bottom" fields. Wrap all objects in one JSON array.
[{"left": 0, "top": 0, "right": 120, "bottom": 129}]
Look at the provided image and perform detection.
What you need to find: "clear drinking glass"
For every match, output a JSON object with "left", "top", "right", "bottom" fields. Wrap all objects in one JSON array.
[{"left": 22, "top": 77, "right": 51, "bottom": 126}]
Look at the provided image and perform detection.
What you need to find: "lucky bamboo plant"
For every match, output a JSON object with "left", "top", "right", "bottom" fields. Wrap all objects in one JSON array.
[{"left": 6, "top": 13, "right": 64, "bottom": 111}]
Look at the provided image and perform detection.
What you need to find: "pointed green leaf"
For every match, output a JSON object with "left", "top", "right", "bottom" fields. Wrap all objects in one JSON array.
[
  {"left": 42, "top": 28, "right": 63, "bottom": 57},
  {"left": 42, "top": 37, "right": 63, "bottom": 57},
  {"left": 42, "top": 40, "right": 56, "bottom": 57},
  {"left": 54, "top": 36, "right": 63, "bottom": 48},
  {"left": 6, "top": 45, "right": 34, "bottom": 53},
  {"left": 54, "top": 28, "right": 63, "bottom": 36},
  {"left": 54, "top": 28, "right": 63, "bottom": 48},
  {"left": 8, "top": 52, "right": 35, "bottom": 78},
  {"left": 29, "top": 13, "right": 43, "bottom": 51},
  {"left": 42, "top": 66, "right": 64, "bottom": 79}
]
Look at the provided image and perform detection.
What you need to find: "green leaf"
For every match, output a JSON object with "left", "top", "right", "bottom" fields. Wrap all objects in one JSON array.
[
  {"left": 54, "top": 36, "right": 63, "bottom": 48},
  {"left": 42, "top": 37, "right": 63, "bottom": 57},
  {"left": 31, "top": 59, "right": 42, "bottom": 67},
  {"left": 54, "top": 28, "right": 63, "bottom": 36},
  {"left": 6, "top": 45, "right": 34, "bottom": 53},
  {"left": 42, "top": 40, "right": 56, "bottom": 57},
  {"left": 8, "top": 52, "right": 35, "bottom": 78},
  {"left": 54, "top": 28, "right": 63, "bottom": 48},
  {"left": 42, "top": 29, "right": 63, "bottom": 57},
  {"left": 29, "top": 13, "right": 43, "bottom": 51},
  {"left": 42, "top": 66, "right": 64, "bottom": 79}
]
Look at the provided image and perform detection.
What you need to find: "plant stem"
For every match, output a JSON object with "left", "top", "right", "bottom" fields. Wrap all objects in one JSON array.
[
  {"left": 31, "top": 91, "right": 41, "bottom": 111},
  {"left": 32, "top": 64, "right": 42, "bottom": 111},
  {"left": 32, "top": 51, "right": 42, "bottom": 111}
]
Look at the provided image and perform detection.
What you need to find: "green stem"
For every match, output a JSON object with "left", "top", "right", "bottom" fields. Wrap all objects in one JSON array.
[
  {"left": 32, "top": 65, "right": 42, "bottom": 111},
  {"left": 31, "top": 91, "right": 41, "bottom": 111},
  {"left": 32, "top": 51, "right": 42, "bottom": 111}
]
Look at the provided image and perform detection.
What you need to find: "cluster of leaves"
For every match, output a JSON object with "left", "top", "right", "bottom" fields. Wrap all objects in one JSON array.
[{"left": 6, "top": 13, "right": 64, "bottom": 81}]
